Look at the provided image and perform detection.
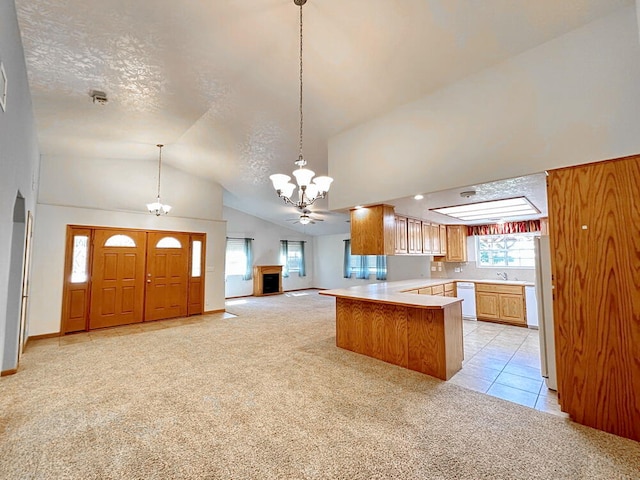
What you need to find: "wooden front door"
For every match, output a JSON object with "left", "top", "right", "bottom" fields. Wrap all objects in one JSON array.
[
  {"left": 89, "top": 230, "right": 147, "bottom": 329},
  {"left": 144, "top": 232, "right": 190, "bottom": 321}
]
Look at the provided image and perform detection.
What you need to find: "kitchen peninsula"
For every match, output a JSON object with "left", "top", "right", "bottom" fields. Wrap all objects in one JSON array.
[{"left": 320, "top": 280, "right": 464, "bottom": 380}]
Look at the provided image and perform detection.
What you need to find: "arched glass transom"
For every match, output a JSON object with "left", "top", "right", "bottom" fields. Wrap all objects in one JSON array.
[
  {"left": 104, "top": 234, "right": 136, "bottom": 247},
  {"left": 156, "top": 236, "right": 182, "bottom": 249}
]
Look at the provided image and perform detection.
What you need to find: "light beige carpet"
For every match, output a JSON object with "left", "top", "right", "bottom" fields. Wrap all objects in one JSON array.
[{"left": 1, "top": 290, "right": 638, "bottom": 479}]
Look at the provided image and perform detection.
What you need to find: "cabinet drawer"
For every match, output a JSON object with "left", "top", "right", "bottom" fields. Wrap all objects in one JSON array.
[
  {"left": 431, "top": 284, "right": 444, "bottom": 296},
  {"left": 475, "top": 283, "right": 523, "bottom": 295},
  {"left": 417, "top": 287, "right": 432, "bottom": 295},
  {"left": 444, "top": 282, "right": 455, "bottom": 294}
]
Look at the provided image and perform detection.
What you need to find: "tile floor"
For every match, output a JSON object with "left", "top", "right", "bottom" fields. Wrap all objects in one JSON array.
[{"left": 450, "top": 319, "right": 566, "bottom": 416}]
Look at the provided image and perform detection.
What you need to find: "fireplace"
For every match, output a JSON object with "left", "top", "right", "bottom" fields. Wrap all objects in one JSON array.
[{"left": 252, "top": 265, "right": 283, "bottom": 296}]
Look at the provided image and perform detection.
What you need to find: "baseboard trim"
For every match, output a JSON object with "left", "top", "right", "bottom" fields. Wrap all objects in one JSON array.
[
  {"left": 1, "top": 368, "right": 18, "bottom": 377},
  {"left": 203, "top": 308, "right": 225, "bottom": 314},
  {"left": 25, "top": 332, "right": 61, "bottom": 350}
]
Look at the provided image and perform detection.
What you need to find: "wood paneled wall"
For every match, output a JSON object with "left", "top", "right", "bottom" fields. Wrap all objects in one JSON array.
[{"left": 547, "top": 154, "right": 640, "bottom": 441}]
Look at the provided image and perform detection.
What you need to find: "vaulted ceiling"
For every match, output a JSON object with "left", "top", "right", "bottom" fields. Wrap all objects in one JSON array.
[{"left": 15, "top": 0, "right": 632, "bottom": 233}]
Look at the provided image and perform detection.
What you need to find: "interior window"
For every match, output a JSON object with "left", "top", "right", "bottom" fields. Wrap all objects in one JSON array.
[
  {"left": 191, "top": 240, "right": 202, "bottom": 277},
  {"left": 104, "top": 234, "right": 136, "bottom": 247},
  {"left": 70, "top": 235, "right": 89, "bottom": 283},
  {"left": 156, "top": 236, "right": 182, "bottom": 249}
]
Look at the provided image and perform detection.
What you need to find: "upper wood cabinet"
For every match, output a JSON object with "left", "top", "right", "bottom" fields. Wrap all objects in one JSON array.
[
  {"left": 422, "top": 222, "right": 432, "bottom": 254},
  {"left": 439, "top": 225, "right": 447, "bottom": 256},
  {"left": 547, "top": 154, "right": 640, "bottom": 442},
  {"left": 395, "top": 215, "right": 408, "bottom": 254},
  {"left": 350, "top": 204, "right": 396, "bottom": 255},
  {"left": 430, "top": 223, "right": 441, "bottom": 254},
  {"left": 445, "top": 225, "right": 467, "bottom": 262},
  {"left": 407, "top": 218, "right": 423, "bottom": 254}
]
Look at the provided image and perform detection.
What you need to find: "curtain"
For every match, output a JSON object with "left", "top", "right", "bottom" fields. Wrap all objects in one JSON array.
[
  {"left": 242, "top": 238, "right": 253, "bottom": 280},
  {"left": 343, "top": 240, "right": 351, "bottom": 278},
  {"left": 467, "top": 220, "right": 541, "bottom": 236},
  {"left": 356, "top": 255, "right": 368, "bottom": 279},
  {"left": 375, "top": 256, "right": 387, "bottom": 280},
  {"left": 280, "top": 240, "right": 289, "bottom": 278},
  {"left": 299, "top": 241, "right": 306, "bottom": 277}
]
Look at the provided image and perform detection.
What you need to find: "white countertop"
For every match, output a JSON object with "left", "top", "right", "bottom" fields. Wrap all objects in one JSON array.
[{"left": 319, "top": 278, "right": 534, "bottom": 310}]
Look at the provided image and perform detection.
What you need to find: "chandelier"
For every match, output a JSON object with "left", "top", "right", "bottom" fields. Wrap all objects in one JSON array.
[
  {"left": 269, "top": 0, "right": 333, "bottom": 209},
  {"left": 146, "top": 144, "right": 172, "bottom": 216}
]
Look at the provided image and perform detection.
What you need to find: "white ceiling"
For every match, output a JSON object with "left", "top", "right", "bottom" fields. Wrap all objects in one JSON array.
[{"left": 15, "top": 0, "right": 631, "bottom": 234}]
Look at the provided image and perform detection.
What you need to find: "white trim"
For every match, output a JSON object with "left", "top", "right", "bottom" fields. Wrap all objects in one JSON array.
[{"left": 0, "top": 62, "right": 7, "bottom": 112}]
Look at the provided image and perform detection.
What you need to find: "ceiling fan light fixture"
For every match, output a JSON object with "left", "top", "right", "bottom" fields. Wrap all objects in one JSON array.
[
  {"left": 299, "top": 214, "right": 311, "bottom": 225},
  {"left": 269, "top": 0, "right": 333, "bottom": 211}
]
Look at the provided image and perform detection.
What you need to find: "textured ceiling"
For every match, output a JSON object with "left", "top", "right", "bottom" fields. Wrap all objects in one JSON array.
[{"left": 15, "top": 0, "right": 631, "bottom": 234}]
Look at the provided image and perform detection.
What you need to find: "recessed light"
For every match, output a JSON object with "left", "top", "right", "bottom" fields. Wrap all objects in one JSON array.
[
  {"left": 460, "top": 190, "right": 476, "bottom": 198},
  {"left": 414, "top": 194, "right": 424, "bottom": 200}
]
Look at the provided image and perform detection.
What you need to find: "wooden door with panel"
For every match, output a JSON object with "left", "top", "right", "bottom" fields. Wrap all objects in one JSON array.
[
  {"left": 89, "top": 230, "right": 147, "bottom": 329},
  {"left": 145, "top": 232, "right": 190, "bottom": 321}
]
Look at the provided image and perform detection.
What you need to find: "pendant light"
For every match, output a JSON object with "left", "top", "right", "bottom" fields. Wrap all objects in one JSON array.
[
  {"left": 269, "top": 0, "right": 333, "bottom": 210},
  {"left": 146, "top": 144, "right": 172, "bottom": 216}
]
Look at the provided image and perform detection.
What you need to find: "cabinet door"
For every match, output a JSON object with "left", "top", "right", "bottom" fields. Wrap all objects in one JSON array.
[
  {"left": 499, "top": 294, "right": 526, "bottom": 325},
  {"left": 407, "top": 218, "right": 422, "bottom": 254},
  {"left": 422, "top": 222, "right": 432, "bottom": 254},
  {"left": 439, "top": 225, "right": 447, "bottom": 256},
  {"left": 476, "top": 292, "right": 500, "bottom": 319},
  {"left": 417, "top": 287, "right": 432, "bottom": 295},
  {"left": 395, "top": 216, "right": 408, "bottom": 254},
  {"left": 431, "top": 224, "right": 441, "bottom": 254},
  {"left": 446, "top": 225, "right": 467, "bottom": 262}
]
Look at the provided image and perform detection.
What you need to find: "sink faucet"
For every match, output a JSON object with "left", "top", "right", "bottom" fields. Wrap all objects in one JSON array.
[{"left": 497, "top": 272, "right": 508, "bottom": 281}]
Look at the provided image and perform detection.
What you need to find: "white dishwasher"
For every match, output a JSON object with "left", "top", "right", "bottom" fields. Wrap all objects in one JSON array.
[{"left": 456, "top": 282, "right": 476, "bottom": 319}]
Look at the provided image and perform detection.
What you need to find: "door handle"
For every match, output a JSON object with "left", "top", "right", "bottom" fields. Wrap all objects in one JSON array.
[{"left": 147, "top": 280, "right": 151, "bottom": 283}]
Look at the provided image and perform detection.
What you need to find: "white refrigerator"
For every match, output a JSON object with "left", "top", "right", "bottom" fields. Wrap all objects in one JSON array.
[{"left": 535, "top": 236, "right": 557, "bottom": 391}]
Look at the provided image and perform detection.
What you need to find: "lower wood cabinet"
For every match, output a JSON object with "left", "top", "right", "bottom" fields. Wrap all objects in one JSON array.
[{"left": 475, "top": 283, "right": 526, "bottom": 326}]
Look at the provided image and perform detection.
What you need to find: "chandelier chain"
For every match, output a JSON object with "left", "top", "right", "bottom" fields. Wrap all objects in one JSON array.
[
  {"left": 156, "top": 144, "right": 163, "bottom": 197},
  {"left": 298, "top": 1, "right": 304, "bottom": 160}
]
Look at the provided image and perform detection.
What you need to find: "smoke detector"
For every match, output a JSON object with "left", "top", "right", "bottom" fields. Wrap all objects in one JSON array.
[
  {"left": 460, "top": 190, "right": 476, "bottom": 198},
  {"left": 90, "top": 90, "right": 108, "bottom": 105}
]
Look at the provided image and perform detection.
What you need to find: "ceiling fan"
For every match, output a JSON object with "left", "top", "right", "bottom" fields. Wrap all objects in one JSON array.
[{"left": 286, "top": 209, "right": 325, "bottom": 225}]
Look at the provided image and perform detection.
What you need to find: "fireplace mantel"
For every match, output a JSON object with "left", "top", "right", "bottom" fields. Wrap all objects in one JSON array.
[{"left": 253, "top": 265, "right": 283, "bottom": 296}]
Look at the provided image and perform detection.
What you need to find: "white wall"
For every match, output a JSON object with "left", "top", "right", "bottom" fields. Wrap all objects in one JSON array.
[
  {"left": 328, "top": 6, "right": 640, "bottom": 210},
  {"left": 39, "top": 155, "right": 223, "bottom": 221},
  {"left": 0, "top": 1, "right": 40, "bottom": 371},
  {"left": 223, "top": 207, "right": 314, "bottom": 297},
  {"left": 312, "top": 234, "right": 432, "bottom": 290},
  {"left": 28, "top": 155, "right": 226, "bottom": 336}
]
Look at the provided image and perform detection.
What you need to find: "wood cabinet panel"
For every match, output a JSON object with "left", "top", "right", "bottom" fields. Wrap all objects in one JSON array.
[
  {"left": 445, "top": 225, "right": 467, "bottom": 262},
  {"left": 476, "top": 283, "right": 525, "bottom": 325},
  {"left": 407, "top": 218, "right": 423, "bottom": 254},
  {"left": 476, "top": 292, "right": 500, "bottom": 319},
  {"left": 351, "top": 204, "right": 396, "bottom": 255},
  {"left": 439, "top": 225, "right": 447, "bottom": 256},
  {"left": 422, "top": 222, "right": 432, "bottom": 254},
  {"left": 499, "top": 294, "right": 526, "bottom": 325},
  {"left": 395, "top": 215, "right": 408, "bottom": 254},
  {"left": 548, "top": 154, "right": 640, "bottom": 441},
  {"left": 431, "top": 224, "right": 441, "bottom": 254},
  {"left": 417, "top": 287, "right": 432, "bottom": 295},
  {"left": 431, "top": 284, "right": 444, "bottom": 296}
]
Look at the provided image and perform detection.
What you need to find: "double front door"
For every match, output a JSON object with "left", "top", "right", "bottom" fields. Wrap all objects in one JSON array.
[{"left": 62, "top": 227, "right": 205, "bottom": 332}]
